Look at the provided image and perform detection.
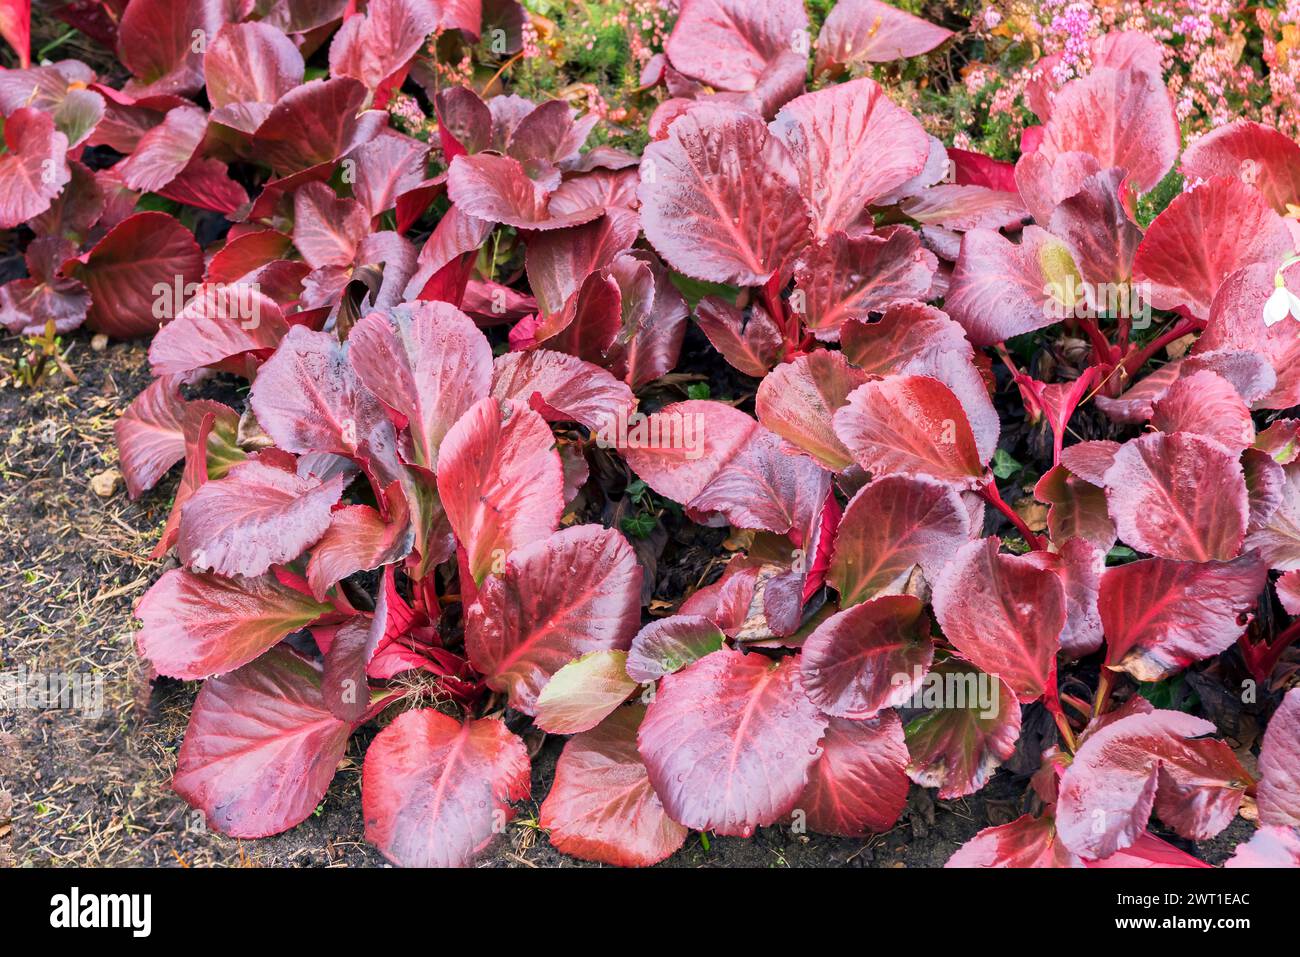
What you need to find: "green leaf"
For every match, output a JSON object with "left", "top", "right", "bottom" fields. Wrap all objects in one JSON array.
[
  {"left": 621, "top": 512, "right": 657, "bottom": 539},
  {"left": 686, "top": 383, "right": 711, "bottom": 400},
  {"left": 991, "top": 448, "right": 1022, "bottom": 479}
]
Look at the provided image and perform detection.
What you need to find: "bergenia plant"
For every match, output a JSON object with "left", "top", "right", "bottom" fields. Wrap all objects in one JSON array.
[{"left": 4, "top": 0, "right": 1299, "bottom": 869}]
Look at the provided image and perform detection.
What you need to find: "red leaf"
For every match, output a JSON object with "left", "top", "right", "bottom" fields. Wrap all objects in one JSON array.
[
  {"left": 1102, "top": 431, "right": 1249, "bottom": 562},
  {"left": 614, "top": 399, "right": 759, "bottom": 505},
  {"left": 447, "top": 152, "right": 602, "bottom": 230},
  {"left": 1133, "top": 176, "right": 1294, "bottom": 320},
  {"left": 903, "top": 659, "right": 1021, "bottom": 799},
  {"left": 801, "top": 596, "right": 933, "bottom": 718},
  {"left": 436, "top": 398, "right": 563, "bottom": 584},
  {"left": 292, "top": 181, "right": 368, "bottom": 268},
  {"left": 1150, "top": 369, "right": 1255, "bottom": 451},
  {"left": 0, "top": 0, "right": 30, "bottom": 68},
  {"left": 306, "top": 488, "right": 414, "bottom": 601},
  {"left": 1056, "top": 709, "right": 1249, "bottom": 859},
  {"left": 351, "top": 130, "right": 428, "bottom": 218},
  {"left": 946, "top": 225, "right": 1082, "bottom": 347},
  {"left": 203, "top": 21, "right": 304, "bottom": 111},
  {"left": 839, "top": 300, "right": 973, "bottom": 375},
  {"left": 1048, "top": 167, "right": 1142, "bottom": 287},
  {"left": 540, "top": 704, "right": 687, "bottom": 867},
  {"left": 1086, "top": 830, "right": 1211, "bottom": 869},
  {"left": 756, "top": 350, "right": 868, "bottom": 470},
  {"left": 798, "top": 712, "right": 910, "bottom": 836},
  {"left": 933, "top": 537, "right": 1065, "bottom": 702},
  {"left": 792, "top": 227, "right": 937, "bottom": 338},
  {"left": 523, "top": 207, "right": 639, "bottom": 323},
  {"left": 1020, "top": 537, "right": 1106, "bottom": 658},
  {"left": 626, "top": 614, "right": 725, "bottom": 683},
  {"left": 1033, "top": 465, "right": 1116, "bottom": 552},
  {"left": 637, "top": 648, "right": 827, "bottom": 835},
  {"left": 1195, "top": 261, "right": 1300, "bottom": 410},
  {"left": 490, "top": 348, "right": 635, "bottom": 433},
  {"left": 177, "top": 456, "right": 346, "bottom": 578},
  {"left": 1098, "top": 555, "right": 1266, "bottom": 682},
  {"left": 349, "top": 301, "right": 492, "bottom": 469},
  {"left": 362, "top": 709, "right": 530, "bottom": 867},
  {"left": 64, "top": 211, "right": 203, "bottom": 338},
  {"left": 148, "top": 282, "right": 290, "bottom": 376},
  {"left": 0, "top": 108, "right": 70, "bottom": 228},
  {"left": 252, "top": 77, "right": 380, "bottom": 175},
  {"left": 771, "top": 78, "right": 929, "bottom": 238},
  {"left": 832, "top": 374, "right": 984, "bottom": 485},
  {"left": 135, "top": 568, "right": 331, "bottom": 679},
  {"left": 465, "top": 525, "right": 642, "bottom": 714},
  {"left": 947, "top": 814, "right": 1082, "bottom": 868},
  {"left": 327, "top": 0, "right": 437, "bottom": 93},
  {"left": 0, "top": 237, "right": 90, "bottom": 334},
  {"left": 828, "top": 473, "right": 972, "bottom": 606},
  {"left": 685, "top": 426, "right": 831, "bottom": 537},
  {"left": 117, "top": 0, "right": 224, "bottom": 97},
  {"left": 1020, "top": 67, "right": 1178, "bottom": 219},
  {"left": 1257, "top": 688, "right": 1300, "bottom": 827},
  {"left": 248, "top": 325, "right": 395, "bottom": 460},
  {"left": 117, "top": 103, "right": 205, "bottom": 192},
  {"left": 1181, "top": 119, "right": 1300, "bottom": 215},
  {"left": 693, "top": 295, "right": 784, "bottom": 378},
  {"left": 637, "top": 104, "right": 808, "bottom": 286},
  {"left": 173, "top": 648, "right": 352, "bottom": 837},
  {"left": 114, "top": 374, "right": 238, "bottom": 498},
  {"left": 815, "top": 0, "right": 953, "bottom": 74},
  {"left": 664, "top": 0, "right": 807, "bottom": 96}
]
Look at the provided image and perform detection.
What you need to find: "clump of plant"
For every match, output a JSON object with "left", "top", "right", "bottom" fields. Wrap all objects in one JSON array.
[{"left": 1, "top": 0, "right": 1297, "bottom": 868}]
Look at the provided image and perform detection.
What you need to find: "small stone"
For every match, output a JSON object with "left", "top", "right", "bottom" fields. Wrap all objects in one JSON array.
[
  {"left": 90, "top": 468, "right": 121, "bottom": 498},
  {"left": 91, "top": 333, "right": 109, "bottom": 352}
]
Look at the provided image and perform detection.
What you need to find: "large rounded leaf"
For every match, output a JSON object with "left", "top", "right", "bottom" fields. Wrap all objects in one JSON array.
[
  {"left": 625, "top": 615, "right": 725, "bottom": 683},
  {"left": 349, "top": 301, "right": 492, "bottom": 470},
  {"left": 1101, "top": 431, "right": 1249, "bottom": 562},
  {"left": 637, "top": 104, "right": 807, "bottom": 286},
  {"left": 177, "top": 456, "right": 346, "bottom": 578},
  {"left": 114, "top": 375, "right": 238, "bottom": 498},
  {"left": 933, "top": 537, "right": 1065, "bottom": 702},
  {"left": 0, "top": 108, "right": 70, "bottom": 228},
  {"left": 815, "top": 0, "right": 953, "bottom": 74},
  {"left": 801, "top": 596, "right": 933, "bottom": 718},
  {"left": 771, "top": 79, "right": 929, "bottom": 238},
  {"left": 466, "top": 525, "right": 642, "bottom": 714},
  {"left": 1020, "top": 537, "right": 1105, "bottom": 658},
  {"left": 65, "top": 211, "right": 203, "bottom": 338},
  {"left": 436, "top": 398, "right": 564, "bottom": 585},
  {"left": 663, "top": 0, "right": 806, "bottom": 94},
  {"left": 904, "top": 660, "right": 1021, "bottom": 799},
  {"left": 947, "top": 814, "right": 1082, "bottom": 868},
  {"left": 946, "top": 225, "right": 1082, "bottom": 348},
  {"left": 614, "top": 399, "right": 759, "bottom": 505},
  {"left": 756, "top": 350, "right": 868, "bottom": 470},
  {"left": 135, "top": 568, "right": 331, "bottom": 679},
  {"left": 828, "top": 474, "right": 972, "bottom": 606},
  {"left": 1196, "top": 261, "right": 1300, "bottom": 410},
  {"left": 1133, "top": 176, "right": 1294, "bottom": 320},
  {"left": 362, "top": 710, "right": 530, "bottom": 868},
  {"left": 1056, "top": 709, "right": 1250, "bottom": 859},
  {"left": 1098, "top": 555, "right": 1267, "bottom": 682},
  {"left": 792, "top": 228, "right": 937, "bottom": 338},
  {"left": 491, "top": 348, "right": 635, "bottom": 433},
  {"left": 1257, "top": 688, "right": 1300, "bottom": 828},
  {"left": 540, "top": 704, "right": 687, "bottom": 867},
  {"left": 203, "top": 21, "right": 305, "bottom": 110},
  {"left": 1150, "top": 369, "right": 1254, "bottom": 452},
  {"left": 1180, "top": 119, "right": 1300, "bottom": 215},
  {"left": 833, "top": 375, "right": 984, "bottom": 485},
  {"left": 637, "top": 649, "right": 828, "bottom": 835},
  {"left": 174, "top": 648, "right": 352, "bottom": 838},
  {"left": 797, "top": 712, "right": 910, "bottom": 837}
]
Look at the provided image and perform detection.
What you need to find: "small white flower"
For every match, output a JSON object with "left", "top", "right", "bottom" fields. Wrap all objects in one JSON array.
[{"left": 1264, "top": 256, "right": 1300, "bottom": 326}]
